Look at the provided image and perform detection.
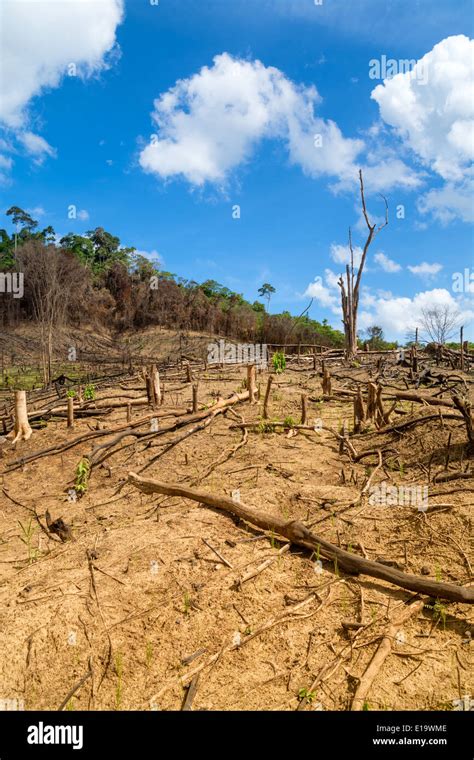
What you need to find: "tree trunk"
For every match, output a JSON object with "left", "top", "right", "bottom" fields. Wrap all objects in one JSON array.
[{"left": 8, "top": 390, "right": 33, "bottom": 444}]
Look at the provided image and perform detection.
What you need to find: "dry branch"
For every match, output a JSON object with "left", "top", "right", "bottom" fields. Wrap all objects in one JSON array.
[
  {"left": 351, "top": 599, "right": 424, "bottom": 710},
  {"left": 127, "top": 474, "right": 474, "bottom": 603}
]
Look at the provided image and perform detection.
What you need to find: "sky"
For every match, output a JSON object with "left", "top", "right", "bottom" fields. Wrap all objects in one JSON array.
[{"left": 0, "top": 0, "right": 473, "bottom": 341}]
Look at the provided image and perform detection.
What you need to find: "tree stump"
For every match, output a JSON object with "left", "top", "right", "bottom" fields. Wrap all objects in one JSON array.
[{"left": 8, "top": 390, "right": 33, "bottom": 444}]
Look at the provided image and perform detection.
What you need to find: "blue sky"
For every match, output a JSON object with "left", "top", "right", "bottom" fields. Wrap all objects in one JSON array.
[{"left": 1, "top": 0, "right": 473, "bottom": 340}]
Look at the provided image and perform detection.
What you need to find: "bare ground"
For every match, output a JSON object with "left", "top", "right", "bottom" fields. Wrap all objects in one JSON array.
[{"left": 0, "top": 356, "right": 472, "bottom": 712}]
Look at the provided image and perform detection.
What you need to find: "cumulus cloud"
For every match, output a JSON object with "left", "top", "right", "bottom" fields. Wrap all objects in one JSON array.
[
  {"left": 139, "top": 53, "right": 419, "bottom": 192},
  {"left": 374, "top": 251, "right": 401, "bottom": 272},
  {"left": 371, "top": 35, "right": 474, "bottom": 223},
  {"left": 139, "top": 53, "right": 362, "bottom": 186},
  {"left": 407, "top": 262, "right": 443, "bottom": 278},
  {"left": 371, "top": 35, "right": 473, "bottom": 181},
  {"left": 323, "top": 268, "right": 340, "bottom": 289},
  {"left": 330, "top": 243, "right": 363, "bottom": 268},
  {"left": 304, "top": 277, "right": 339, "bottom": 312},
  {"left": 1, "top": 0, "right": 124, "bottom": 128},
  {"left": 417, "top": 178, "right": 474, "bottom": 224},
  {"left": 303, "top": 268, "right": 343, "bottom": 315},
  {"left": 358, "top": 288, "right": 472, "bottom": 340},
  {"left": 76, "top": 209, "right": 89, "bottom": 221},
  {"left": 0, "top": 0, "right": 123, "bottom": 178}
]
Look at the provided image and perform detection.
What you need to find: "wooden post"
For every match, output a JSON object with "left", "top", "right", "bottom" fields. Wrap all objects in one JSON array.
[
  {"left": 460, "top": 326, "right": 464, "bottom": 372},
  {"left": 322, "top": 363, "right": 331, "bottom": 397},
  {"left": 145, "top": 372, "right": 154, "bottom": 407},
  {"left": 126, "top": 403, "right": 132, "bottom": 423},
  {"left": 263, "top": 376, "right": 273, "bottom": 419},
  {"left": 67, "top": 397, "right": 74, "bottom": 429},
  {"left": 192, "top": 383, "right": 199, "bottom": 413},
  {"left": 301, "top": 394, "right": 307, "bottom": 425},
  {"left": 151, "top": 364, "right": 162, "bottom": 406},
  {"left": 415, "top": 327, "right": 418, "bottom": 347},
  {"left": 186, "top": 362, "right": 193, "bottom": 383},
  {"left": 7, "top": 390, "right": 32, "bottom": 444},
  {"left": 247, "top": 365, "right": 256, "bottom": 404}
]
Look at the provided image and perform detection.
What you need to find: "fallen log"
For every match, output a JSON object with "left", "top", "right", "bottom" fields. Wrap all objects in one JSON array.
[
  {"left": 381, "top": 390, "right": 456, "bottom": 408},
  {"left": 127, "top": 473, "right": 474, "bottom": 604}
]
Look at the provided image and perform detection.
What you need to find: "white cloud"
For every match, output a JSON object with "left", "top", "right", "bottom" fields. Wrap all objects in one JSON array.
[
  {"left": 371, "top": 35, "right": 473, "bottom": 182},
  {"left": 330, "top": 242, "right": 363, "bottom": 268},
  {"left": 0, "top": 0, "right": 123, "bottom": 178},
  {"left": 371, "top": 35, "right": 474, "bottom": 223},
  {"left": 407, "top": 262, "right": 443, "bottom": 277},
  {"left": 359, "top": 288, "right": 472, "bottom": 340},
  {"left": 17, "top": 131, "right": 56, "bottom": 164},
  {"left": 0, "top": 155, "right": 13, "bottom": 171},
  {"left": 304, "top": 276, "right": 339, "bottom": 312},
  {"left": 139, "top": 52, "right": 419, "bottom": 193},
  {"left": 27, "top": 206, "right": 45, "bottom": 217},
  {"left": 374, "top": 251, "right": 401, "bottom": 272},
  {"left": 303, "top": 268, "right": 342, "bottom": 314},
  {"left": 139, "top": 53, "right": 366, "bottom": 187},
  {"left": 1, "top": 0, "right": 124, "bottom": 128},
  {"left": 324, "top": 268, "right": 340, "bottom": 289},
  {"left": 418, "top": 178, "right": 474, "bottom": 224},
  {"left": 135, "top": 248, "right": 164, "bottom": 267},
  {"left": 77, "top": 209, "right": 89, "bottom": 221}
]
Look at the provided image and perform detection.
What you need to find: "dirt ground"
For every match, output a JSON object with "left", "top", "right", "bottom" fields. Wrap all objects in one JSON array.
[{"left": 0, "top": 355, "right": 472, "bottom": 712}]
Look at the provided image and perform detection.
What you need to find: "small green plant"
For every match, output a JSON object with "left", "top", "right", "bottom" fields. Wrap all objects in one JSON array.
[
  {"left": 272, "top": 351, "right": 286, "bottom": 374},
  {"left": 75, "top": 457, "right": 90, "bottom": 497},
  {"left": 435, "top": 565, "right": 442, "bottom": 582},
  {"left": 84, "top": 384, "right": 96, "bottom": 401},
  {"left": 283, "top": 415, "right": 296, "bottom": 428},
  {"left": 18, "top": 519, "right": 40, "bottom": 564},
  {"left": 363, "top": 700, "right": 370, "bottom": 710},
  {"left": 298, "top": 687, "right": 316, "bottom": 703},
  {"left": 114, "top": 653, "right": 123, "bottom": 710},
  {"left": 257, "top": 420, "right": 277, "bottom": 434},
  {"left": 244, "top": 626, "right": 253, "bottom": 636},
  {"left": 66, "top": 389, "right": 76, "bottom": 398}
]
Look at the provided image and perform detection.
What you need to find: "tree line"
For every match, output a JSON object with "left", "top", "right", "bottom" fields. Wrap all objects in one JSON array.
[{"left": 0, "top": 207, "right": 350, "bottom": 352}]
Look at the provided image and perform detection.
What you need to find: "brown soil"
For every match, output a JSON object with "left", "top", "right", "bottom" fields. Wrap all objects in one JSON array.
[{"left": 0, "top": 356, "right": 472, "bottom": 712}]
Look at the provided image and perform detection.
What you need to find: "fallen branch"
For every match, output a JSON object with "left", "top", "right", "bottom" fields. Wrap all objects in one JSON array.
[
  {"left": 351, "top": 599, "right": 424, "bottom": 710},
  {"left": 127, "top": 473, "right": 474, "bottom": 604}
]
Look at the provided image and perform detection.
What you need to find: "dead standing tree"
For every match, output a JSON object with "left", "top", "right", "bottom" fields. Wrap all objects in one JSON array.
[{"left": 338, "top": 170, "right": 388, "bottom": 357}]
